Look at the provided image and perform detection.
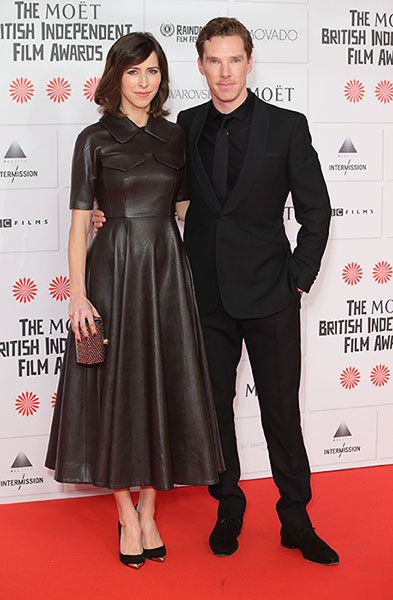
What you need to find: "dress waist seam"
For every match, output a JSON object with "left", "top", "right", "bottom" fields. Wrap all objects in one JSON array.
[{"left": 105, "top": 215, "right": 174, "bottom": 220}]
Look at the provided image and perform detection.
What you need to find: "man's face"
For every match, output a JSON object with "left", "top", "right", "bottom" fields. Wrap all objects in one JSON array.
[{"left": 198, "top": 35, "right": 253, "bottom": 110}]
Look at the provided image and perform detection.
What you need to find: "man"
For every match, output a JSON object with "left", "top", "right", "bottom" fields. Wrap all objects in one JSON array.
[{"left": 94, "top": 17, "right": 338, "bottom": 565}]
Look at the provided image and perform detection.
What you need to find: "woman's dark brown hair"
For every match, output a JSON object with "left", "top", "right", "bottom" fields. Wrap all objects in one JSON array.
[
  {"left": 196, "top": 17, "right": 253, "bottom": 60},
  {"left": 95, "top": 32, "right": 169, "bottom": 118}
]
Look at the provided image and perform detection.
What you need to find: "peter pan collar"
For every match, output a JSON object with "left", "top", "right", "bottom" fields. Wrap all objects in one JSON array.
[{"left": 99, "top": 114, "right": 170, "bottom": 143}]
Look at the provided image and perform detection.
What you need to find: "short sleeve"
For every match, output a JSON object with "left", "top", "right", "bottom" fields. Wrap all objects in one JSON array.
[{"left": 69, "top": 128, "right": 97, "bottom": 210}]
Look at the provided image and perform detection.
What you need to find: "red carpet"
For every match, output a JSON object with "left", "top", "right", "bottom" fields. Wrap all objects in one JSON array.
[{"left": 1, "top": 466, "right": 392, "bottom": 599}]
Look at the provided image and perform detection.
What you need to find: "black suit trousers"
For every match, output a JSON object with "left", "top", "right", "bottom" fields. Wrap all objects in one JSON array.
[{"left": 201, "top": 297, "right": 312, "bottom": 531}]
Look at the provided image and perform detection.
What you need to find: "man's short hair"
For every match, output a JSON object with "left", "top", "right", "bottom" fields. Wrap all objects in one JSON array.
[{"left": 196, "top": 17, "right": 253, "bottom": 60}]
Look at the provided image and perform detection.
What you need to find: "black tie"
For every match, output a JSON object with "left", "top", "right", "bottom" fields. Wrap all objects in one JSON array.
[{"left": 212, "top": 116, "right": 231, "bottom": 205}]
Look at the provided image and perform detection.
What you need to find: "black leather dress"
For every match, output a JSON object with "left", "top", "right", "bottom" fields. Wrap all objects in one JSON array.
[{"left": 45, "top": 115, "right": 224, "bottom": 490}]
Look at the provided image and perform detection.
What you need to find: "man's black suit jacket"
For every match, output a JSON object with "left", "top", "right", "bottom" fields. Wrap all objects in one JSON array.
[{"left": 177, "top": 93, "right": 331, "bottom": 319}]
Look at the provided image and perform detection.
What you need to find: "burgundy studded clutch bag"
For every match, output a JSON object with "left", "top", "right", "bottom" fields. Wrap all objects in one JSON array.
[{"left": 75, "top": 318, "right": 108, "bottom": 365}]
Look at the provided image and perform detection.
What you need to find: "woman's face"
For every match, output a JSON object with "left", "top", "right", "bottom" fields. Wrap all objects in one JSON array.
[{"left": 120, "top": 51, "right": 161, "bottom": 116}]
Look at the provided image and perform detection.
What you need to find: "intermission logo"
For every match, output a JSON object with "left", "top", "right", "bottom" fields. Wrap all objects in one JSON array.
[
  {"left": 328, "top": 136, "right": 368, "bottom": 177},
  {"left": 0, "top": 452, "right": 44, "bottom": 492},
  {"left": 160, "top": 22, "right": 202, "bottom": 43},
  {"left": 1, "top": 140, "right": 39, "bottom": 183},
  {"left": 323, "top": 422, "right": 361, "bottom": 458}
]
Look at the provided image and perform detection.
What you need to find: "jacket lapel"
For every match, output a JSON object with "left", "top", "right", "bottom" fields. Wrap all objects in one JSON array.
[
  {"left": 223, "top": 96, "right": 269, "bottom": 215},
  {"left": 189, "top": 103, "right": 222, "bottom": 214}
]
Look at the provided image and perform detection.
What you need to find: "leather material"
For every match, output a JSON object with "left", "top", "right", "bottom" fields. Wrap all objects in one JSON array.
[
  {"left": 177, "top": 93, "right": 331, "bottom": 318},
  {"left": 46, "top": 115, "right": 224, "bottom": 489}
]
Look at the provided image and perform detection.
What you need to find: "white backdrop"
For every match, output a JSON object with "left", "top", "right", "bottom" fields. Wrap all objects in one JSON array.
[{"left": 0, "top": 0, "right": 392, "bottom": 503}]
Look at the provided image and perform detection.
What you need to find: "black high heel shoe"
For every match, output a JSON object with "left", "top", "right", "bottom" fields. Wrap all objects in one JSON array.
[
  {"left": 118, "top": 521, "right": 145, "bottom": 569},
  {"left": 135, "top": 504, "right": 166, "bottom": 562},
  {"left": 143, "top": 544, "right": 166, "bottom": 562}
]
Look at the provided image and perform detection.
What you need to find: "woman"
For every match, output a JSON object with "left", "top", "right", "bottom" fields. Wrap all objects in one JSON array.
[{"left": 46, "top": 32, "right": 224, "bottom": 569}]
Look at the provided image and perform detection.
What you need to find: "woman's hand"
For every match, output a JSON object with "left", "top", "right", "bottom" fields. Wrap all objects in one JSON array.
[
  {"left": 91, "top": 208, "right": 106, "bottom": 231},
  {"left": 175, "top": 200, "right": 190, "bottom": 222},
  {"left": 69, "top": 295, "right": 101, "bottom": 342}
]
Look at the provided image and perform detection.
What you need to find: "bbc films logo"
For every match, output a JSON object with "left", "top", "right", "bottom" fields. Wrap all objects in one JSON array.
[
  {"left": 328, "top": 136, "right": 368, "bottom": 177},
  {"left": 323, "top": 422, "right": 361, "bottom": 459},
  {"left": 0, "top": 451, "right": 44, "bottom": 492},
  {"left": 160, "top": 22, "right": 202, "bottom": 43},
  {"left": 1, "top": 140, "right": 39, "bottom": 183},
  {"left": 0, "top": 216, "right": 49, "bottom": 229}
]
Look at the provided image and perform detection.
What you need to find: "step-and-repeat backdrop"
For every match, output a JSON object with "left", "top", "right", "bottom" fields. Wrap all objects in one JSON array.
[{"left": 0, "top": 0, "right": 392, "bottom": 503}]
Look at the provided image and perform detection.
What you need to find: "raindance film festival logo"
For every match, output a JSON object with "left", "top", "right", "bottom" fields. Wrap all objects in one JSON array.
[
  {"left": 323, "top": 423, "right": 361, "bottom": 458},
  {"left": 0, "top": 140, "right": 39, "bottom": 183},
  {"left": 160, "top": 22, "right": 202, "bottom": 43},
  {"left": 328, "top": 137, "right": 367, "bottom": 176},
  {"left": 0, "top": 452, "right": 44, "bottom": 492}
]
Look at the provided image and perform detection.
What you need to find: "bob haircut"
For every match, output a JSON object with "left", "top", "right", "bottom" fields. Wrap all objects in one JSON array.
[
  {"left": 196, "top": 17, "right": 253, "bottom": 61},
  {"left": 95, "top": 32, "right": 169, "bottom": 118}
]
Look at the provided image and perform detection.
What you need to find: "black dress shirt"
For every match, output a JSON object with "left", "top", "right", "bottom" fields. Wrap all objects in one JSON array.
[{"left": 199, "top": 91, "right": 254, "bottom": 203}]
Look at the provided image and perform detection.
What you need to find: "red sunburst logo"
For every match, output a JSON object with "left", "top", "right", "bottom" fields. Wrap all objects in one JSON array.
[
  {"left": 372, "top": 261, "right": 393, "bottom": 284},
  {"left": 375, "top": 80, "right": 393, "bottom": 104},
  {"left": 342, "top": 262, "right": 363, "bottom": 285},
  {"left": 370, "top": 365, "right": 390, "bottom": 387},
  {"left": 15, "top": 391, "right": 40, "bottom": 416},
  {"left": 51, "top": 392, "right": 57, "bottom": 408},
  {"left": 340, "top": 367, "right": 361, "bottom": 390},
  {"left": 344, "top": 79, "right": 365, "bottom": 103},
  {"left": 83, "top": 77, "right": 100, "bottom": 102},
  {"left": 46, "top": 77, "right": 71, "bottom": 103},
  {"left": 12, "top": 277, "right": 38, "bottom": 303},
  {"left": 9, "top": 77, "right": 35, "bottom": 104},
  {"left": 49, "top": 275, "right": 70, "bottom": 301}
]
